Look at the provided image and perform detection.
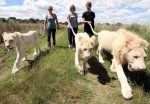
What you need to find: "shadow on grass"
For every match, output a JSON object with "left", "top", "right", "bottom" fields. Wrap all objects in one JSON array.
[
  {"left": 123, "top": 65, "right": 150, "bottom": 93},
  {"left": 56, "top": 45, "right": 69, "bottom": 49},
  {"left": 92, "top": 50, "right": 150, "bottom": 93},
  {"left": 87, "top": 56, "right": 111, "bottom": 85},
  {"left": 102, "top": 50, "right": 150, "bottom": 93},
  {"left": 22, "top": 49, "right": 50, "bottom": 70},
  {"left": 101, "top": 50, "right": 113, "bottom": 62}
]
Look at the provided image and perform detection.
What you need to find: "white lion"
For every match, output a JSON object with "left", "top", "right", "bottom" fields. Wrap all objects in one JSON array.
[
  {"left": 89, "top": 24, "right": 149, "bottom": 99},
  {"left": 2, "top": 31, "right": 41, "bottom": 73},
  {"left": 70, "top": 27, "right": 96, "bottom": 75}
]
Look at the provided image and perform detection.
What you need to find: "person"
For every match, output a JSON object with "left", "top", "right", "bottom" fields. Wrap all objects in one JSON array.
[
  {"left": 67, "top": 4, "right": 78, "bottom": 50},
  {"left": 44, "top": 6, "right": 59, "bottom": 48},
  {"left": 82, "top": 2, "right": 95, "bottom": 37}
]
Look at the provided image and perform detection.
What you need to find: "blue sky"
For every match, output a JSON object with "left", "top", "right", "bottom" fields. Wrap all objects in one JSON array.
[
  {"left": 5, "top": 0, "right": 23, "bottom": 6},
  {"left": 0, "top": 0, "right": 150, "bottom": 24}
]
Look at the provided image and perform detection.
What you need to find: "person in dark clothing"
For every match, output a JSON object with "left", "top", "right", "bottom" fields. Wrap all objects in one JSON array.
[{"left": 82, "top": 2, "right": 95, "bottom": 37}]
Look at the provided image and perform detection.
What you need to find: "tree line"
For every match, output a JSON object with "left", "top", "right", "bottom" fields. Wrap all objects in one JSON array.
[{"left": 0, "top": 17, "right": 44, "bottom": 23}]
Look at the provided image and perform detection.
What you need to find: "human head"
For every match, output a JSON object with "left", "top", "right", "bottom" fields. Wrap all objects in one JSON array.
[
  {"left": 70, "top": 4, "right": 76, "bottom": 12},
  {"left": 48, "top": 6, "right": 53, "bottom": 12},
  {"left": 86, "top": 2, "right": 92, "bottom": 10}
]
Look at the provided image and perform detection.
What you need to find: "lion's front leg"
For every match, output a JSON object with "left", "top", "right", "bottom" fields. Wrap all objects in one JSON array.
[
  {"left": 113, "top": 58, "right": 133, "bottom": 99},
  {"left": 110, "top": 59, "right": 116, "bottom": 72},
  {"left": 21, "top": 49, "right": 27, "bottom": 61},
  {"left": 75, "top": 49, "right": 83, "bottom": 74},
  {"left": 12, "top": 50, "right": 22, "bottom": 73},
  {"left": 83, "top": 59, "right": 88, "bottom": 75}
]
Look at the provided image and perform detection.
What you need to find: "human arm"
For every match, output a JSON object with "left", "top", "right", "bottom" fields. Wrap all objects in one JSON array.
[
  {"left": 67, "top": 15, "right": 72, "bottom": 28},
  {"left": 82, "top": 18, "right": 91, "bottom": 24},
  {"left": 43, "top": 15, "right": 48, "bottom": 32},
  {"left": 76, "top": 14, "right": 78, "bottom": 30},
  {"left": 55, "top": 14, "right": 59, "bottom": 30}
]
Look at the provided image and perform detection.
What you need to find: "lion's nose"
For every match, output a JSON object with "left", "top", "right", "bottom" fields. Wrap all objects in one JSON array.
[
  {"left": 6, "top": 45, "right": 10, "bottom": 48},
  {"left": 138, "top": 66, "right": 146, "bottom": 70},
  {"left": 87, "top": 56, "right": 91, "bottom": 59}
]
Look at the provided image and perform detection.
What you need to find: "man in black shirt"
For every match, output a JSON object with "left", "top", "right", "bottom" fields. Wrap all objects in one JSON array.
[{"left": 82, "top": 2, "right": 95, "bottom": 37}]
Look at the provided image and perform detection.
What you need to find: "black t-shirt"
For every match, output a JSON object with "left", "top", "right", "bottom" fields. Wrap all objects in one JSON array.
[{"left": 82, "top": 11, "right": 95, "bottom": 36}]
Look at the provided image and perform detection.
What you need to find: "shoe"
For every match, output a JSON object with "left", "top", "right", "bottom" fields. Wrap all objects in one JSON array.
[
  {"left": 48, "top": 42, "right": 51, "bottom": 49},
  {"left": 47, "top": 46, "right": 51, "bottom": 49},
  {"left": 68, "top": 44, "right": 71, "bottom": 48},
  {"left": 53, "top": 42, "right": 56, "bottom": 47},
  {"left": 72, "top": 48, "right": 76, "bottom": 51}
]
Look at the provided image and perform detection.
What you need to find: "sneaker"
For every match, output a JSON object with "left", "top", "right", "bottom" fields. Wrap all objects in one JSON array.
[
  {"left": 52, "top": 44, "right": 56, "bottom": 47},
  {"left": 48, "top": 42, "right": 51, "bottom": 49},
  {"left": 72, "top": 48, "right": 76, "bottom": 51},
  {"left": 53, "top": 42, "right": 56, "bottom": 47},
  {"left": 68, "top": 44, "right": 71, "bottom": 48},
  {"left": 47, "top": 46, "right": 51, "bottom": 49}
]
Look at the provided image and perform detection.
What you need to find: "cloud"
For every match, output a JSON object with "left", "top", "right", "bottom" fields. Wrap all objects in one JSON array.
[
  {"left": 0, "top": 0, "right": 6, "bottom": 5},
  {"left": 0, "top": 0, "right": 149, "bottom": 24},
  {"left": 133, "top": 0, "right": 150, "bottom": 9}
]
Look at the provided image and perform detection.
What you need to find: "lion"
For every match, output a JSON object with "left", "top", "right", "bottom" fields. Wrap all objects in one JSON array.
[
  {"left": 70, "top": 26, "right": 96, "bottom": 75},
  {"left": 99, "top": 29, "right": 148, "bottom": 99},
  {"left": 2, "top": 31, "right": 41, "bottom": 73},
  {"left": 89, "top": 24, "right": 149, "bottom": 99}
]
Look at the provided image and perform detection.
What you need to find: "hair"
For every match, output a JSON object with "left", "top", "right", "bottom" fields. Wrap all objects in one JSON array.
[
  {"left": 86, "top": 2, "right": 92, "bottom": 7},
  {"left": 70, "top": 4, "right": 76, "bottom": 11},
  {"left": 48, "top": 6, "right": 53, "bottom": 10}
]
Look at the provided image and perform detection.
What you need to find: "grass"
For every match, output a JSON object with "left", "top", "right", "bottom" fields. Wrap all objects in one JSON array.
[{"left": 0, "top": 24, "right": 150, "bottom": 104}]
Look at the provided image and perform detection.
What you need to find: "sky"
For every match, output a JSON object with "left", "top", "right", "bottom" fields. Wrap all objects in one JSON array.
[{"left": 0, "top": 0, "right": 150, "bottom": 24}]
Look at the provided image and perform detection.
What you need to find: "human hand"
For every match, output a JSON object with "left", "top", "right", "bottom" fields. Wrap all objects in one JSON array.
[
  {"left": 43, "top": 27, "right": 46, "bottom": 32},
  {"left": 69, "top": 24, "right": 73, "bottom": 29},
  {"left": 87, "top": 21, "right": 91, "bottom": 24}
]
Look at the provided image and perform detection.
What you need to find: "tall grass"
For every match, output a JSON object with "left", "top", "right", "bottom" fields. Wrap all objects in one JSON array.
[
  {"left": 0, "top": 23, "right": 150, "bottom": 103},
  {"left": 0, "top": 22, "right": 43, "bottom": 43}
]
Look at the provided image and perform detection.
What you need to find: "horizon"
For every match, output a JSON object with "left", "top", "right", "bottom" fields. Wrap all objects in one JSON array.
[{"left": 0, "top": 0, "right": 150, "bottom": 24}]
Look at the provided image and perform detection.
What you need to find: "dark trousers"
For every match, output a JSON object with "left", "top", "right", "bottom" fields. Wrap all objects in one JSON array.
[
  {"left": 67, "top": 28, "right": 77, "bottom": 48},
  {"left": 47, "top": 29, "right": 56, "bottom": 46},
  {"left": 84, "top": 25, "right": 95, "bottom": 37}
]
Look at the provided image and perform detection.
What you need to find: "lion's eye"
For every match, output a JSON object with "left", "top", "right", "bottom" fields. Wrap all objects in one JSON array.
[
  {"left": 9, "top": 39, "right": 13, "bottom": 42},
  {"left": 134, "top": 56, "right": 139, "bottom": 59},
  {"left": 144, "top": 49, "right": 148, "bottom": 53},
  {"left": 89, "top": 48, "right": 93, "bottom": 51},
  {"left": 144, "top": 56, "right": 147, "bottom": 60},
  {"left": 84, "top": 48, "right": 87, "bottom": 51}
]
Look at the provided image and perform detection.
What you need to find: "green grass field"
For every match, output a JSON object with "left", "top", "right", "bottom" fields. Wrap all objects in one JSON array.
[{"left": 0, "top": 24, "right": 150, "bottom": 104}]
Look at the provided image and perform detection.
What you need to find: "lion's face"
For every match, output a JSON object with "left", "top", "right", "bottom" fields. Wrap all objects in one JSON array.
[
  {"left": 2, "top": 32, "right": 18, "bottom": 50},
  {"left": 81, "top": 41, "right": 94, "bottom": 60},
  {"left": 126, "top": 48, "right": 147, "bottom": 71}
]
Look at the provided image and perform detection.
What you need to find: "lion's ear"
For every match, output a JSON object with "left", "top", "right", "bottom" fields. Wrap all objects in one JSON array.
[
  {"left": 140, "top": 40, "right": 149, "bottom": 50},
  {"left": 12, "top": 32, "right": 20, "bottom": 38},
  {"left": 2, "top": 32, "right": 7, "bottom": 37},
  {"left": 121, "top": 46, "right": 131, "bottom": 55},
  {"left": 90, "top": 35, "right": 96, "bottom": 46}
]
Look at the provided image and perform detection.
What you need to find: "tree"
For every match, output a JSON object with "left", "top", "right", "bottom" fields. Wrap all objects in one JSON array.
[
  {"left": 8, "top": 17, "right": 16, "bottom": 22},
  {"left": 0, "top": 18, "right": 7, "bottom": 22}
]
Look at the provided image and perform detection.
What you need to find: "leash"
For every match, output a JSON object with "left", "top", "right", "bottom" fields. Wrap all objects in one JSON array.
[
  {"left": 70, "top": 25, "right": 76, "bottom": 36},
  {"left": 89, "top": 23, "right": 99, "bottom": 35}
]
